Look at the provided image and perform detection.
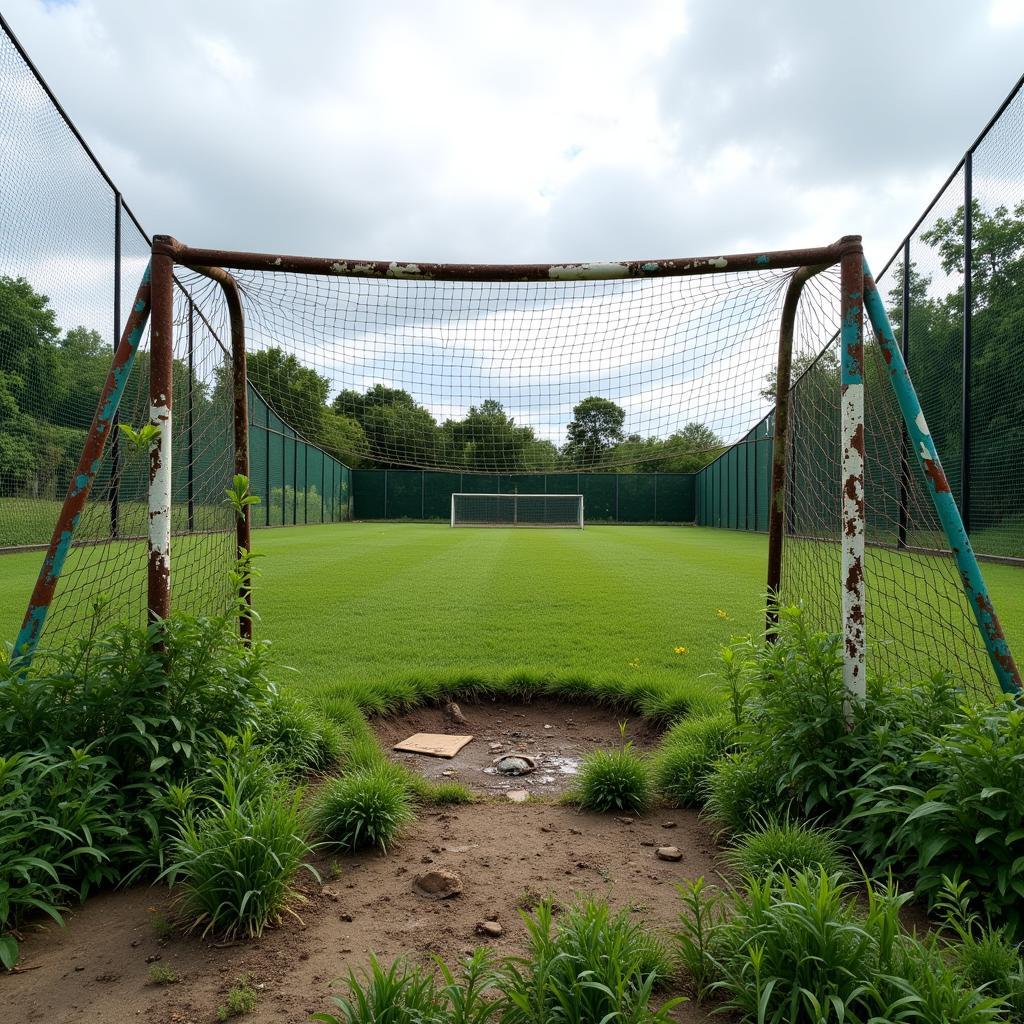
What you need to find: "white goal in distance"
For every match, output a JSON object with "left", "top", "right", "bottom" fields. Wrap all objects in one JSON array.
[{"left": 450, "top": 493, "right": 584, "bottom": 529}]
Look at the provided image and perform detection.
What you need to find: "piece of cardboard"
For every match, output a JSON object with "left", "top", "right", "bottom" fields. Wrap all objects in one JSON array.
[{"left": 393, "top": 733, "right": 474, "bottom": 758}]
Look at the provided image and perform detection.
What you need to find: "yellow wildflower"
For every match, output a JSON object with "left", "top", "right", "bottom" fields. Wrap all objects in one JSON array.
[
  {"left": 674, "top": 646, "right": 688, "bottom": 655},
  {"left": 716, "top": 609, "right": 731, "bottom": 621}
]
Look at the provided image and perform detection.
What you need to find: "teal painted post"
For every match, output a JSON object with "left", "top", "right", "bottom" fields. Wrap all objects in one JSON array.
[
  {"left": 863, "top": 261, "right": 1021, "bottom": 694},
  {"left": 15, "top": 263, "right": 152, "bottom": 662}
]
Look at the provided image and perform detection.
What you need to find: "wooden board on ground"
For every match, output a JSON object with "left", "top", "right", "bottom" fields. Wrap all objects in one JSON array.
[{"left": 393, "top": 733, "right": 474, "bottom": 758}]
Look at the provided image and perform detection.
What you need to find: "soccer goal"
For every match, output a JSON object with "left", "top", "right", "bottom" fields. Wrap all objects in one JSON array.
[
  {"left": 15, "top": 233, "right": 1020, "bottom": 705},
  {"left": 451, "top": 493, "right": 583, "bottom": 529}
]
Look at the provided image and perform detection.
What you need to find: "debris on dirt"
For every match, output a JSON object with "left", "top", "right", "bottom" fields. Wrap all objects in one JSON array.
[
  {"left": 394, "top": 733, "right": 474, "bottom": 758},
  {"left": 489, "top": 742, "right": 504, "bottom": 753},
  {"left": 616, "top": 816, "right": 635, "bottom": 825},
  {"left": 412, "top": 869, "right": 463, "bottom": 900},
  {"left": 506, "top": 790, "right": 530, "bottom": 803},
  {"left": 475, "top": 920, "right": 503, "bottom": 938},
  {"left": 661, "top": 821, "right": 678, "bottom": 829},
  {"left": 492, "top": 754, "right": 536, "bottom": 776},
  {"left": 446, "top": 702, "right": 469, "bottom": 726},
  {"left": 656, "top": 846, "right": 683, "bottom": 862}
]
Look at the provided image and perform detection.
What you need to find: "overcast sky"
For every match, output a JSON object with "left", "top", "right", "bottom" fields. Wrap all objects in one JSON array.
[{"left": 5, "top": 0, "right": 1024, "bottom": 272}]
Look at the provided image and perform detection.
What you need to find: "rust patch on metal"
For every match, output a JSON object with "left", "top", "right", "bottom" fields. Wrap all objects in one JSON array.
[{"left": 922, "top": 458, "right": 951, "bottom": 493}]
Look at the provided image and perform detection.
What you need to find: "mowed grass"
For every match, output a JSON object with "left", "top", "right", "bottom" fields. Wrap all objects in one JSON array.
[{"left": 1, "top": 523, "right": 1022, "bottom": 709}]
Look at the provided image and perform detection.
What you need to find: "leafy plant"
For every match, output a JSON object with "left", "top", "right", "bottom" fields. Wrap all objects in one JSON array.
[
  {"left": 148, "top": 963, "right": 179, "bottom": 984},
  {"left": 677, "top": 868, "right": 1005, "bottom": 1023},
  {"left": 224, "top": 474, "right": 260, "bottom": 521},
  {"left": 652, "top": 712, "right": 734, "bottom": 807},
  {"left": 575, "top": 745, "right": 651, "bottom": 814},
  {"left": 252, "top": 690, "right": 342, "bottom": 776},
  {"left": 873, "top": 697, "right": 1024, "bottom": 936},
  {"left": 163, "top": 756, "right": 317, "bottom": 938},
  {"left": 499, "top": 898, "right": 681, "bottom": 1024},
  {"left": 313, "top": 765, "right": 413, "bottom": 852},
  {"left": 313, "top": 950, "right": 498, "bottom": 1024},
  {"left": 218, "top": 976, "right": 259, "bottom": 1019},
  {"left": 725, "top": 816, "right": 847, "bottom": 880},
  {"left": 117, "top": 421, "right": 160, "bottom": 452},
  {"left": 703, "top": 748, "right": 780, "bottom": 833}
]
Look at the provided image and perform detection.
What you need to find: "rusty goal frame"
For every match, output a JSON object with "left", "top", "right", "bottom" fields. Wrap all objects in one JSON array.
[{"left": 15, "top": 233, "right": 1021, "bottom": 699}]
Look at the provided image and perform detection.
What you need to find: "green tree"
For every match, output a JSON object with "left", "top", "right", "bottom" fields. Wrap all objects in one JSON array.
[
  {"left": 247, "top": 347, "right": 331, "bottom": 443},
  {"left": 564, "top": 396, "right": 626, "bottom": 467}
]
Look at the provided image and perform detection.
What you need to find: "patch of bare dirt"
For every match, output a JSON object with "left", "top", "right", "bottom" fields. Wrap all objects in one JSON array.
[
  {"left": 375, "top": 697, "right": 662, "bottom": 796},
  {"left": 4, "top": 702, "right": 722, "bottom": 1023}
]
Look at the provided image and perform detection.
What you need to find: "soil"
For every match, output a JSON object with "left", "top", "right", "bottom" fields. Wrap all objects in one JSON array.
[
  {"left": 3, "top": 702, "right": 723, "bottom": 1024},
  {"left": 375, "top": 697, "right": 663, "bottom": 796}
]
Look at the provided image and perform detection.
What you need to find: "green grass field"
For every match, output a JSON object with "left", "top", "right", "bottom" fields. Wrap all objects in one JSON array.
[{"left": 2, "top": 523, "right": 1022, "bottom": 710}]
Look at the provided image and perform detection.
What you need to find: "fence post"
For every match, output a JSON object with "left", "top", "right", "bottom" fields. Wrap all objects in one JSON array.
[
  {"left": 187, "top": 297, "right": 195, "bottom": 532},
  {"left": 897, "top": 238, "right": 910, "bottom": 549},
  {"left": 148, "top": 246, "right": 174, "bottom": 627},
  {"left": 961, "top": 150, "right": 973, "bottom": 534},
  {"left": 109, "top": 193, "right": 121, "bottom": 540},
  {"left": 840, "top": 245, "right": 866, "bottom": 706}
]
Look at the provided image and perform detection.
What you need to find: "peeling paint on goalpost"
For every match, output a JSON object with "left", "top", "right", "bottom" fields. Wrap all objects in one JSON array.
[{"left": 863, "top": 261, "right": 1021, "bottom": 696}]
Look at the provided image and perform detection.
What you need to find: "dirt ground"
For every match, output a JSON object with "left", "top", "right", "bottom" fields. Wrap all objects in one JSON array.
[
  {"left": 376, "top": 696, "right": 663, "bottom": 796},
  {"left": 3, "top": 702, "right": 725, "bottom": 1024}
]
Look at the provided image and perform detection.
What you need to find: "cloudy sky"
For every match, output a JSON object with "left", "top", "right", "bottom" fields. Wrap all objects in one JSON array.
[{"left": 5, "top": 0, "right": 1024, "bottom": 272}]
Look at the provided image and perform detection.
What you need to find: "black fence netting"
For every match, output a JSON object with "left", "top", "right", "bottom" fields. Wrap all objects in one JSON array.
[{"left": 0, "top": 22, "right": 236, "bottom": 651}]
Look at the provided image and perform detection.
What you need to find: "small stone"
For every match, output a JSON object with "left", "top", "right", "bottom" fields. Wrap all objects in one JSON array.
[
  {"left": 489, "top": 742, "right": 504, "bottom": 752},
  {"left": 506, "top": 790, "right": 530, "bottom": 803},
  {"left": 339, "top": 913, "right": 353, "bottom": 922},
  {"left": 413, "top": 868, "right": 463, "bottom": 900},
  {"left": 661, "top": 821, "right": 677, "bottom": 829},
  {"left": 421, "top": 855, "right": 434, "bottom": 864},
  {"left": 640, "top": 840, "right": 655, "bottom": 847},
  {"left": 484, "top": 910, "right": 499, "bottom": 922},
  {"left": 475, "top": 920, "right": 503, "bottom": 938},
  {"left": 656, "top": 846, "right": 683, "bottom": 862},
  {"left": 616, "top": 816, "right": 635, "bottom": 825},
  {"left": 543, "top": 724, "right": 553, "bottom": 730}
]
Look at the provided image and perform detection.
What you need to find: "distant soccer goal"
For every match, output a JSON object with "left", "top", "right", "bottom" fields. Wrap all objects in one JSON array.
[{"left": 451, "top": 493, "right": 583, "bottom": 529}]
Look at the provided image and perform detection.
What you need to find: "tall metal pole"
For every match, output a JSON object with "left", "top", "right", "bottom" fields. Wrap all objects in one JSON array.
[
  {"left": 897, "top": 239, "right": 911, "bottom": 549},
  {"left": 110, "top": 194, "right": 122, "bottom": 540},
  {"left": 961, "top": 151, "right": 973, "bottom": 534},
  {"left": 148, "top": 249, "right": 174, "bottom": 626},
  {"left": 840, "top": 245, "right": 866, "bottom": 705},
  {"left": 186, "top": 298, "right": 195, "bottom": 533}
]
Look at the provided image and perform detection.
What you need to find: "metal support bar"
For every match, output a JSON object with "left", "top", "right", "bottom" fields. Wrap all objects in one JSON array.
[
  {"left": 187, "top": 298, "right": 195, "bottom": 533},
  {"left": 766, "top": 259, "right": 834, "bottom": 633},
  {"left": 15, "top": 264, "right": 153, "bottom": 663},
  {"left": 110, "top": 194, "right": 122, "bottom": 540},
  {"left": 961, "top": 152, "right": 973, "bottom": 533},
  {"left": 148, "top": 251, "right": 174, "bottom": 626},
  {"left": 897, "top": 239, "right": 911, "bottom": 549},
  {"left": 184, "top": 256, "right": 253, "bottom": 642},
  {"left": 840, "top": 247, "right": 866, "bottom": 705},
  {"left": 154, "top": 234, "right": 858, "bottom": 282},
  {"left": 863, "top": 262, "right": 1020, "bottom": 695}
]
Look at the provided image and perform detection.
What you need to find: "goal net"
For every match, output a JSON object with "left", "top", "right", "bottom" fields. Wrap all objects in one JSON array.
[
  {"left": 451, "top": 493, "right": 583, "bottom": 529},
  {"left": 10, "top": 226, "right": 1019, "bottom": 702}
]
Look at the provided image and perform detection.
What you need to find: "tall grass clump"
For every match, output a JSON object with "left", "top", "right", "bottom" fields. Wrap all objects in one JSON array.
[
  {"left": 312, "top": 949, "right": 498, "bottom": 1024},
  {"left": 676, "top": 868, "right": 1006, "bottom": 1023},
  {"left": 725, "top": 817, "right": 846, "bottom": 880},
  {"left": 253, "top": 690, "right": 343, "bottom": 775},
  {"left": 703, "top": 749, "right": 780, "bottom": 833},
  {"left": 313, "top": 765, "right": 414, "bottom": 852},
  {"left": 499, "top": 898, "right": 681, "bottom": 1024},
  {"left": 163, "top": 753, "right": 317, "bottom": 938},
  {"left": 575, "top": 742, "right": 651, "bottom": 814},
  {"left": 652, "top": 712, "right": 735, "bottom": 807}
]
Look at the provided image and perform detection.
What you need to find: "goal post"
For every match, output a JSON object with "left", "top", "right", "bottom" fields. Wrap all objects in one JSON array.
[
  {"left": 451, "top": 493, "right": 584, "bottom": 529},
  {"left": 18, "top": 230, "right": 1020, "bottom": 703}
]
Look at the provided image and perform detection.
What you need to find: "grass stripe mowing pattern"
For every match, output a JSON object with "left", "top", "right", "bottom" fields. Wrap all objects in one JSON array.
[{"left": 1, "top": 523, "right": 1022, "bottom": 709}]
